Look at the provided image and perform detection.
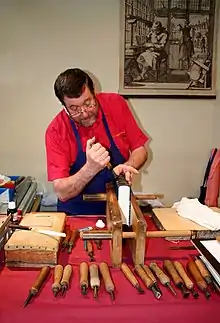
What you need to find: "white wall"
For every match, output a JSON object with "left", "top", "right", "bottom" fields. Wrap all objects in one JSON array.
[{"left": 0, "top": 0, "right": 219, "bottom": 206}]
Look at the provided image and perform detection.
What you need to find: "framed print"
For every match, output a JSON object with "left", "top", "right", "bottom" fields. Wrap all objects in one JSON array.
[{"left": 119, "top": 0, "right": 219, "bottom": 97}]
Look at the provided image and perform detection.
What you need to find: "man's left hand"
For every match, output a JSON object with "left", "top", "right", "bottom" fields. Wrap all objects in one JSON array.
[{"left": 113, "top": 164, "right": 138, "bottom": 185}]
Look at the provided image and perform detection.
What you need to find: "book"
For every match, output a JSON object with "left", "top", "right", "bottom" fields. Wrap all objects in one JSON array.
[{"left": 114, "top": 174, "right": 131, "bottom": 226}]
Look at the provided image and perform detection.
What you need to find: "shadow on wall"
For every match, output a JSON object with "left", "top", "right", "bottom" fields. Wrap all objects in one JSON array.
[
  {"left": 85, "top": 70, "right": 102, "bottom": 94},
  {"left": 125, "top": 98, "right": 152, "bottom": 192}
]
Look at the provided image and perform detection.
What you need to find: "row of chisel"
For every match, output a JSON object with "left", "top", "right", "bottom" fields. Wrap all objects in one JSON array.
[
  {"left": 23, "top": 256, "right": 219, "bottom": 307},
  {"left": 52, "top": 262, "right": 115, "bottom": 300},
  {"left": 121, "top": 257, "right": 220, "bottom": 300}
]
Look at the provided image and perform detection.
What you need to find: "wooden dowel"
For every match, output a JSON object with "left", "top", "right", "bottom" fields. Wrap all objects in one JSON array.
[
  {"left": 134, "top": 194, "right": 164, "bottom": 200},
  {"left": 83, "top": 193, "right": 164, "bottom": 201},
  {"left": 80, "top": 229, "right": 196, "bottom": 240}
]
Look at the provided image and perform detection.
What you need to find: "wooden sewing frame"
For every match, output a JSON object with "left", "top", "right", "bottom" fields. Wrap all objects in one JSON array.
[
  {"left": 83, "top": 182, "right": 163, "bottom": 267},
  {"left": 82, "top": 184, "right": 220, "bottom": 268}
]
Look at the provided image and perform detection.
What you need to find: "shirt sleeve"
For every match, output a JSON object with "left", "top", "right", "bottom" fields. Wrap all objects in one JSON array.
[
  {"left": 45, "top": 127, "right": 70, "bottom": 181},
  {"left": 117, "top": 95, "right": 149, "bottom": 151}
]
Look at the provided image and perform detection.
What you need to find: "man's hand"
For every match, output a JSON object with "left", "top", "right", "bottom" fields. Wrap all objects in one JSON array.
[
  {"left": 85, "top": 137, "right": 110, "bottom": 175},
  {"left": 113, "top": 164, "right": 138, "bottom": 185}
]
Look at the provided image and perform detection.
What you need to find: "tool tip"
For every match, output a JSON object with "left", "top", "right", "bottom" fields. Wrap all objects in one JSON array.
[
  {"left": 93, "top": 286, "right": 98, "bottom": 298},
  {"left": 167, "top": 284, "right": 177, "bottom": 296},
  {"left": 136, "top": 284, "right": 145, "bottom": 294},
  {"left": 183, "top": 291, "right": 191, "bottom": 298},
  {"left": 204, "top": 289, "right": 211, "bottom": 299},
  {"left": 110, "top": 291, "right": 115, "bottom": 301},
  {"left": 192, "top": 291, "right": 199, "bottom": 299},
  {"left": 81, "top": 286, "right": 87, "bottom": 296}
]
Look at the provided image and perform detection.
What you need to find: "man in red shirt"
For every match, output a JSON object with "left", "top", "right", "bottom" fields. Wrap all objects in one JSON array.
[{"left": 45, "top": 68, "right": 149, "bottom": 215}]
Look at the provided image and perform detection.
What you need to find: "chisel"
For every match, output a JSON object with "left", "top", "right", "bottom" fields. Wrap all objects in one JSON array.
[
  {"left": 60, "top": 264, "right": 73, "bottom": 296},
  {"left": 99, "top": 262, "right": 115, "bottom": 301},
  {"left": 173, "top": 261, "right": 199, "bottom": 298},
  {"left": 80, "top": 262, "right": 89, "bottom": 295},
  {"left": 121, "top": 262, "right": 145, "bottom": 294},
  {"left": 164, "top": 260, "right": 190, "bottom": 298},
  {"left": 52, "top": 264, "right": 63, "bottom": 297},
  {"left": 187, "top": 260, "right": 210, "bottom": 299},
  {"left": 135, "top": 265, "right": 161, "bottom": 299},
  {"left": 23, "top": 266, "right": 51, "bottom": 307},
  {"left": 149, "top": 262, "right": 176, "bottom": 296},
  {"left": 89, "top": 264, "right": 100, "bottom": 298}
]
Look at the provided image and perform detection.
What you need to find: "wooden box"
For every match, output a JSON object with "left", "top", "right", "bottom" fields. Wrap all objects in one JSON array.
[{"left": 4, "top": 212, "right": 66, "bottom": 267}]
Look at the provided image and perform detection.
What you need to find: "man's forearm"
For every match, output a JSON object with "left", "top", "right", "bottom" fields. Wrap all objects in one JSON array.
[
  {"left": 125, "top": 146, "right": 148, "bottom": 170},
  {"left": 53, "top": 163, "right": 96, "bottom": 201}
]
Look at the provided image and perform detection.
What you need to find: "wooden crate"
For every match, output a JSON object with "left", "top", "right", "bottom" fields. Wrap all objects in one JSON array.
[{"left": 4, "top": 212, "right": 66, "bottom": 267}]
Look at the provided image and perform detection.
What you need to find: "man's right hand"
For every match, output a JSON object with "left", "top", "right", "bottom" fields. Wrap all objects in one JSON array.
[{"left": 85, "top": 137, "right": 110, "bottom": 174}]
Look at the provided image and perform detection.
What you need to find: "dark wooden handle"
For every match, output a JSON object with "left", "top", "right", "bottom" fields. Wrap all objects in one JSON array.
[
  {"left": 32, "top": 266, "right": 51, "bottom": 291},
  {"left": 173, "top": 261, "right": 193, "bottom": 289},
  {"left": 69, "top": 229, "right": 79, "bottom": 244},
  {"left": 87, "top": 241, "right": 93, "bottom": 253},
  {"left": 80, "top": 262, "right": 89, "bottom": 287},
  {"left": 135, "top": 265, "right": 152, "bottom": 288},
  {"left": 187, "top": 260, "right": 207, "bottom": 290},
  {"left": 164, "top": 260, "right": 183, "bottom": 285},
  {"left": 121, "top": 263, "right": 139, "bottom": 287},
  {"left": 63, "top": 228, "right": 71, "bottom": 243},
  {"left": 99, "top": 262, "right": 114, "bottom": 292}
]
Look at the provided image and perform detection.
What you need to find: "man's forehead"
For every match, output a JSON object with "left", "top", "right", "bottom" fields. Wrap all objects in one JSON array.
[{"left": 64, "top": 86, "right": 92, "bottom": 106}]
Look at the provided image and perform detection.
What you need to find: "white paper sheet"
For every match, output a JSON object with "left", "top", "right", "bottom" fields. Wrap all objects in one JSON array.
[{"left": 200, "top": 240, "right": 220, "bottom": 263}]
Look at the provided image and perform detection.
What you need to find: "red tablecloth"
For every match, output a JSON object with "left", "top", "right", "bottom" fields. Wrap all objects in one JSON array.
[{"left": 0, "top": 215, "right": 219, "bottom": 323}]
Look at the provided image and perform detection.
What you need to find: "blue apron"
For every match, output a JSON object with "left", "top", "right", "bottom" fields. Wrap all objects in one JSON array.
[{"left": 57, "top": 108, "right": 126, "bottom": 215}]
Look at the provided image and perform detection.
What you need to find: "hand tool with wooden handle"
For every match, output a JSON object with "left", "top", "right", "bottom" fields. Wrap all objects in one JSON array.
[
  {"left": 187, "top": 260, "right": 210, "bottom": 299},
  {"left": 149, "top": 262, "right": 176, "bottom": 296},
  {"left": 173, "top": 261, "right": 199, "bottom": 298},
  {"left": 80, "top": 262, "right": 89, "bottom": 295},
  {"left": 9, "top": 224, "right": 66, "bottom": 238},
  {"left": 67, "top": 229, "right": 79, "bottom": 253},
  {"left": 121, "top": 262, "right": 145, "bottom": 294},
  {"left": 141, "top": 264, "right": 162, "bottom": 295},
  {"left": 23, "top": 266, "right": 51, "bottom": 307},
  {"left": 194, "top": 256, "right": 216, "bottom": 290},
  {"left": 99, "top": 262, "right": 115, "bottom": 300},
  {"left": 62, "top": 228, "right": 72, "bottom": 250},
  {"left": 60, "top": 264, "right": 73, "bottom": 295},
  {"left": 164, "top": 260, "right": 190, "bottom": 298},
  {"left": 135, "top": 265, "right": 161, "bottom": 299},
  {"left": 89, "top": 264, "right": 100, "bottom": 298},
  {"left": 86, "top": 240, "right": 95, "bottom": 261},
  {"left": 94, "top": 240, "right": 102, "bottom": 250},
  {"left": 52, "top": 264, "right": 63, "bottom": 297}
]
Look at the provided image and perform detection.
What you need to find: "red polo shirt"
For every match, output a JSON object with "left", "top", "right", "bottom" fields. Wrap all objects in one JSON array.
[{"left": 45, "top": 93, "right": 149, "bottom": 181}]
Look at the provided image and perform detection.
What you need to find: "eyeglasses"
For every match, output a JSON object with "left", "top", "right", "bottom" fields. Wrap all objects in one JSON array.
[{"left": 68, "top": 100, "right": 97, "bottom": 117}]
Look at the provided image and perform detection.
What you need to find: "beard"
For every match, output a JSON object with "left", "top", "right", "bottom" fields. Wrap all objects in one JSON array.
[{"left": 77, "top": 108, "right": 99, "bottom": 127}]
